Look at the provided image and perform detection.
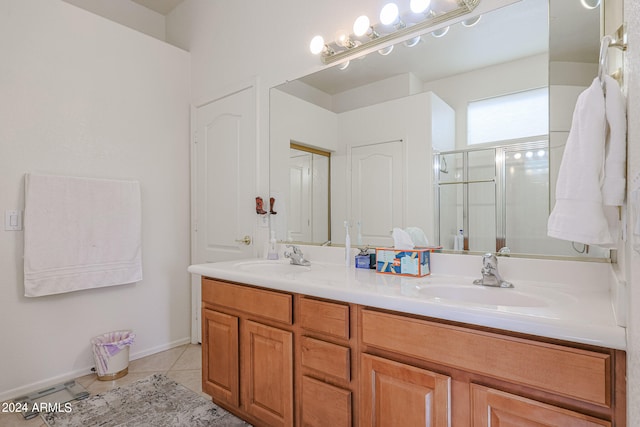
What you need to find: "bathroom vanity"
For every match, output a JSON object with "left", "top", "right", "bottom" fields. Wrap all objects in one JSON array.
[{"left": 190, "top": 255, "right": 626, "bottom": 427}]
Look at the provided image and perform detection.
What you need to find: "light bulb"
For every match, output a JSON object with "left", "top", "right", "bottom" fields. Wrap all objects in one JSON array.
[
  {"left": 404, "top": 36, "right": 421, "bottom": 47},
  {"left": 581, "top": 0, "right": 600, "bottom": 9},
  {"left": 431, "top": 26, "right": 449, "bottom": 38},
  {"left": 525, "top": 151, "right": 533, "bottom": 159},
  {"left": 410, "top": 0, "right": 430, "bottom": 14},
  {"left": 335, "top": 30, "right": 356, "bottom": 48},
  {"left": 378, "top": 45, "right": 394, "bottom": 56},
  {"left": 353, "top": 15, "right": 370, "bottom": 37},
  {"left": 537, "top": 150, "right": 546, "bottom": 157},
  {"left": 309, "top": 35, "right": 325, "bottom": 55},
  {"left": 462, "top": 15, "right": 481, "bottom": 27},
  {"left": 380, "top": 3, "right": 399, "bottom": 26}
]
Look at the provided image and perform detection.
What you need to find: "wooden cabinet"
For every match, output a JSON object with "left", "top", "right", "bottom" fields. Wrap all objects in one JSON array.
[
  {"left": 360, "top": 353, "right": 451, "bottom": 427},
  {"left": 359, "top": 307, "right": 625, "bottom": 426},
  {"left": 470, "top": 384, "right": 611, "bottom": 427},
  {"left": 201, "top": 278, "right": 626, "bottom": 427},
  {"left": 202, "top": 278, "right": 294, "bottom": 427}
]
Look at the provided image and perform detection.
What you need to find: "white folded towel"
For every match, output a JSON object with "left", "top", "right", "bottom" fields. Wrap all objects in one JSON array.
[
  {"left": 548, "top": 78, "right": 612, "bottom": 245},
  {"left": 24, "top": 173, "right": 143, "bottom": 297}
]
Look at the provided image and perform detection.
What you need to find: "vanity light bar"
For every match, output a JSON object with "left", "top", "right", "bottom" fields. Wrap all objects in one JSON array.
[{"left": 316, "top": 0, "right": 481, "bottom": 65}]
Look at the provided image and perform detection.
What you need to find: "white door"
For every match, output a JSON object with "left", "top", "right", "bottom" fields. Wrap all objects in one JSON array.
[
  {"left": 191, "top": 85, "right": 256, "bottom": 342},
  {"left": 350, "top": 140, "right": 404, "bottom": 247},
  {"left": 289, "top": 152, "right": 312, "bottom": 242}
]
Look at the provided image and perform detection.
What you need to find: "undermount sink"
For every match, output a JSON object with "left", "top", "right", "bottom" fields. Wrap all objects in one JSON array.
[
  {"left": 410, "top": 284, "right": 549, "bottom": 307},
  {"left": 234, "top": 260, "right": 312, "bottom": 274}
]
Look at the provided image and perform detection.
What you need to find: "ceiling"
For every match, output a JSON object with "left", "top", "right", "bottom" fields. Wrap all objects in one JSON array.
[{"left": 131, "top": 0, "right": 184, "bottom": 15}]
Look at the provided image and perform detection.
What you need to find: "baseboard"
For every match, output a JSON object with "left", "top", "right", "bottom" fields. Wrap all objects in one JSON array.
[
  {"left": 128, "top": 337, "right": 192, "bottom": 361},
  {"left": 0, "top": 337, "right": 192, "bottom": 403}
]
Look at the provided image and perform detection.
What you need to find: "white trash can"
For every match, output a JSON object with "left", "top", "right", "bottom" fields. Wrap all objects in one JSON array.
[{"left": 91, "top": 330, "right": 135, "bottom": 381}]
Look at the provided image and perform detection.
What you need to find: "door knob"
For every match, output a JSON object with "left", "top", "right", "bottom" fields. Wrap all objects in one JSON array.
[{"left": 235, "top": 235, "right": 251, "bottom": 245}]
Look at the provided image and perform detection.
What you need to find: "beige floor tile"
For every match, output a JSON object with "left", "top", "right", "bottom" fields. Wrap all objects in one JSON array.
[
  {"left": 128, "top": 345, "right": 187, "bottom": 374},
  {"left": 166, "top": 369, "right": 204, "bottom": 395},
  {"left": 170, "top": 344, "right": 201, "bottom": 371},
  {"left": 73, "top": 372, "right": 98, "bottom": 390}
]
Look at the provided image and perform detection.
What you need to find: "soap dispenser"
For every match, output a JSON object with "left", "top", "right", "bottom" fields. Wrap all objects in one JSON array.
[
  {"left": 267, "top": 230, "right": 279, "bottom": 260},
  {"left": 454, "top": 229, "right": 464, "bottom": 251}
]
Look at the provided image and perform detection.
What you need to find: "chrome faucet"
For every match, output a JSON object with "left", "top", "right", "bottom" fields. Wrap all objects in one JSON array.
[
  {"left": 473, "top": 253, "right": 513, "bottom": 288},
  {"left": 284, "top": 245, "right": 311, "bottom": 266}
]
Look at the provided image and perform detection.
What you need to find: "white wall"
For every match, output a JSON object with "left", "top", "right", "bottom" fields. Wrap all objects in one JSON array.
[
  {"left": 62, "top": 0, "right": 166, "bottom": 41},
  {"left": 0, "top": 0, "right": 191, "bottom": 400}
]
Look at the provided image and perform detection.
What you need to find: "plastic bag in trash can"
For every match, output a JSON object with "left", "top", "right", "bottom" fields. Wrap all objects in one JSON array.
[{"left": 91, "top": 330, "right": 135, "bottom": 376}]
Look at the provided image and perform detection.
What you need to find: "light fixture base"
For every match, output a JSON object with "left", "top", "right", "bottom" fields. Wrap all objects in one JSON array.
[{"left": 320, "top": 0, "right": 480, "bottom": 65}]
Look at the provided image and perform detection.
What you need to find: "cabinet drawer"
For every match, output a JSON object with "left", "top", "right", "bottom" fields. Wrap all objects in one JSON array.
[
  {"left": 361, "top": 309, "right": 611, "bottom": 407},
  {"left": 301, "top": 336, "right": 351, "bottom": 382},
  {"left": 302, "top": 376, "right": 352, "bottom": 427},
  {"left": 300, "top": 297, "right": 350, "bottom": 340},
  {"left": 202, "top": 278, "right": 292, "bottom": 324}
]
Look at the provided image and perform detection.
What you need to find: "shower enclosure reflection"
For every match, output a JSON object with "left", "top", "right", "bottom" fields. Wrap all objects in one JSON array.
[{"left": 434, "top": 142, "right": 608, "bottom": 257}]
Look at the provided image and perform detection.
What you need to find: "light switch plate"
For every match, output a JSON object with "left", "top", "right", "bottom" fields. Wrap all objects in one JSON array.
[{"left": 5, "top": 210, "right": 23, "bottom": 231}]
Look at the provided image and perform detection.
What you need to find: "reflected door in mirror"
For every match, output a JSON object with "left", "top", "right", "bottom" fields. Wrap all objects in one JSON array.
[{"left": 351, "top": 141, "right": 404, "bottom": 247}]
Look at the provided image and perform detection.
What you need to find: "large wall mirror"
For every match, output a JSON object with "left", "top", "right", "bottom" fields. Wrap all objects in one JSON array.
[{"left": 269, "top": 0, "right": 608, "bottom": 259}]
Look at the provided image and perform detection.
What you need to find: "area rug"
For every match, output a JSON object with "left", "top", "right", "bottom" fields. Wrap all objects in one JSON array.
[{"left": 41, "top": 373, "right": 252, "bottom": 427}]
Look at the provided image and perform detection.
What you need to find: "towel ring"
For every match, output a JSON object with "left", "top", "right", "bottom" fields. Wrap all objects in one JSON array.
[{"left": 598, "top": 24, "right": 628, "bottom": 92}]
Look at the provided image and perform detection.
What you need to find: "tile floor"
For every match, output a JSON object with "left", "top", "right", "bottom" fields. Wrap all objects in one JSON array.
[{"left": 0, "top": 344, "right": 204, "bottom": 427}]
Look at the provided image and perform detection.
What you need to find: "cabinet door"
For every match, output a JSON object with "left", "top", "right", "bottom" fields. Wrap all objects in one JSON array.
[
  {"left": 202, "top": 309, "right": 239, "bottom": 407},
  {"left": 470, "top": 384, "right": 611, "bottom": 427},
  {"left": 361, "top": 353, "right": 450, "bottom": 427},
  {"left": 242, "top": 320, "right": 294, "bottom": 427}
]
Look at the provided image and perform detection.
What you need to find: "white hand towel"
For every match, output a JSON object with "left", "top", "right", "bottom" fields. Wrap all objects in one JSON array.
[
  {"left": 548, "top": 78, "right": 612, "bottom": 246},
  {"left": 602, "top": 75, "right": 627, "bottom": 206},
  {"left": 601, "top": 75, "right": 627, "bottom": 245},
  {"left": 24, "top": 173, "right": 143, "bottom": 297}
]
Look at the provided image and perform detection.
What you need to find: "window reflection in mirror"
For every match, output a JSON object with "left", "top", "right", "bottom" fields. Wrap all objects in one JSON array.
[{"left": 287, "top": 143, "right": 330, "bottom": 244}]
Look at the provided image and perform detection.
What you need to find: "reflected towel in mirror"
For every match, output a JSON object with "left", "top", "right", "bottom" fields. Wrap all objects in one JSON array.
[{"left": 548, "top": 76, "right": 627, "bottom": 246}]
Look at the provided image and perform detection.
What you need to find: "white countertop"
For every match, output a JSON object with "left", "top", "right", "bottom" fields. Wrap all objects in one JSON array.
[{"left": 188, "top": 251, "right": 626, "bottom": 350}]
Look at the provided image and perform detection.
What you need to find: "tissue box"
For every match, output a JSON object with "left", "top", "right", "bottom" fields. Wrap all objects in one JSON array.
[{"left": 375, "top": 247, "right": 432, "bottom": 277}]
